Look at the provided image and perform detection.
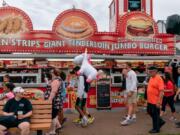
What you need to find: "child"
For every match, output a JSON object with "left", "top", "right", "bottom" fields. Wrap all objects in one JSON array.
[{"left": 0, "top": 82, "right": 15, "bottom": 100}]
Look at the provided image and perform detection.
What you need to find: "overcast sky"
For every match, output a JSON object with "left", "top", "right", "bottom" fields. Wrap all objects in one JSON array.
[{"left": 4, "top": 0, "right": 180, "bottom": 31}]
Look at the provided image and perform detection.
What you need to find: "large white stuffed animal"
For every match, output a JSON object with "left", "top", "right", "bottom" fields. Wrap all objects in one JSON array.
[
  {"left": 76, "top": 49, "right": 102, "bottom": 83},
  {"left": 73, "top": 53, "right": 91, "bottom": 65}
]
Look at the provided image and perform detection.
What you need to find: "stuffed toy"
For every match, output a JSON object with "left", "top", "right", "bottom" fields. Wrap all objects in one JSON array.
[
  {"left": 76, "top": 49, "right": 103, "bottom": 83},
  {"left": 73, "top": 53, "right": 91, "bottom": 65}
]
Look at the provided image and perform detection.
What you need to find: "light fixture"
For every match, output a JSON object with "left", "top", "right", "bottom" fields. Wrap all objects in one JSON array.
[
  {"left": 90, "top": 59, "right": 104, "bottom": 62},
  {"left": 47, "top": 59, "right": 73, "bottom": 61},
  {"left": 12, "top": 53, "right": 32, "bottom": 54},
  {"left": 115, "top": 60, "right": 169, "bottom": 62},
  {"left": 47, "top": 58, "right": 104, "bottom": 62},
  {"left": 0, "top": 58, "right": 34, "bottom": 60}
]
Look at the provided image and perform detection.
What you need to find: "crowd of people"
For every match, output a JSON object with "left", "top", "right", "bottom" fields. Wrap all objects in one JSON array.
[
  {"left": 0, "top": 65, "right": 95, "bottom": 135},
  {"left": 120, "top": 62, "right": 180, "bottom": 133},
  {"left": 0, "top": 61, "right": 179, "bottom": 134}
]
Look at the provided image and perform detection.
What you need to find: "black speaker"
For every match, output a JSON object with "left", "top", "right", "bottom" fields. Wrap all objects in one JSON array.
[
  {"left": 166, "top": 14, "right": 180, "bottom": 35},
  {"left": 96, "top": 78, "right": 111, "bottom": 109}
]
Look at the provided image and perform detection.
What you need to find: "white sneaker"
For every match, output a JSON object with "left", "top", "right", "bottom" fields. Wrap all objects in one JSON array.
[
  {"left": 122, "top": 115, "right": 128, "bottom": 120},
  {"left": 121, "top": 119, "right": 132, "bottom": 126},
  {"left": 131, "top": 117, "right": 136, "bottom": 122},
  {"left": 81, "top": 116, "right": 88, "bottom": 127},
  {"left": 169, "top": 116, "right": 177, "bottom": 122}
]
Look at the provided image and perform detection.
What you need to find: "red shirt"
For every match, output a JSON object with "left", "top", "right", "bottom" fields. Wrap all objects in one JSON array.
[{"left": 164, "top": 80, "right": 175, "bottom": 97}]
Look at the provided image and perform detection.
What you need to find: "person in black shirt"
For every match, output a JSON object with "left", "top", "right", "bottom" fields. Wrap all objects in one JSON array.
[{"left": 0, "top": 87, "right": 32, "bottom": 135}]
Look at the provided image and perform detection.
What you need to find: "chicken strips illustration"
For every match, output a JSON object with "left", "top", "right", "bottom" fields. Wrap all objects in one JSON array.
[
  {"left": 12, "top": 17, "right": 22, "bottom": 33},
  {"left": 0, "top": 15, "right": 26, "bottom": 34}
]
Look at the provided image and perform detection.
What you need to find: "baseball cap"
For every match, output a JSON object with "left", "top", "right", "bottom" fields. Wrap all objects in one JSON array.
[
  {"left": 13, "top": 87, "right": 25, "bottom": 93},
  {"left": 148, "top": 66, "right": 158, "bottom": 71}
]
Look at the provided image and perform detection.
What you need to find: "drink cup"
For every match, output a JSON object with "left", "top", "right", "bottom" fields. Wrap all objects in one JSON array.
[{"left": 17, "top": 111, "right": 23, "bottom": 118}]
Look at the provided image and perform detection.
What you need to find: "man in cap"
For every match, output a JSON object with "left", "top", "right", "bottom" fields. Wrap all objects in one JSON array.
[
  {"left": 0, "top": 87, "right": 32, "bottom": 135},
  {"left": 147, "top": 66, "right": 165, "bottom": 133}
]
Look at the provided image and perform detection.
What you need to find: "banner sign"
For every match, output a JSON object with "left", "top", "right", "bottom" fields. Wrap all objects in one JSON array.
[
  {"left": 0, "top": 6, "right": 175, "bottom": 55},
  {"left": 0, "top": 36, "right": 175, "bottom": 55}
]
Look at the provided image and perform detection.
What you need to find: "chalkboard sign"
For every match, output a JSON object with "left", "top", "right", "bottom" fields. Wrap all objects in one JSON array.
[{"left": 96, "top": 78, "right": 111, "bottom": 109}]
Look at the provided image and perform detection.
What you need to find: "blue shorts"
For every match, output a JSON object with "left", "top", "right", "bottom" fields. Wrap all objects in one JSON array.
[{"left": 0, "top": 117, "right": 30, "bottom": 129}]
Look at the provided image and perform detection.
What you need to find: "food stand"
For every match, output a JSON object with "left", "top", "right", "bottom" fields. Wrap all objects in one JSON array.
[{"left": 0, "top": 0, "right": 177, "bottom": 108}]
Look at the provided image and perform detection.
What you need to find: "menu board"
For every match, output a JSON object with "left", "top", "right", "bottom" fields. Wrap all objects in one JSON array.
[
  {"left": 111, "top": 88, "right": 125, "bottom": 107},
  {"left": 96, "top": 79, "right": 111, "bottom": 109}
]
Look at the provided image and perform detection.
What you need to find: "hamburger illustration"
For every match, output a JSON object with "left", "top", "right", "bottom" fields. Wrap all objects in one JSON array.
[
  {"left": 56, "top": 16, "right": 93, "bottom": 39},
  {"left": 126, "top": 17, "right": 154, "bottom": 37}
]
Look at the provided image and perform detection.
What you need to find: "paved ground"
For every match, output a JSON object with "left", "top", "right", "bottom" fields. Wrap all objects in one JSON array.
[
  {"left": 27, "top": 104, "right": 180, "bottom": 135},
  {"left": 57, "top": 107, "right": 180, "bottom": 135}
]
